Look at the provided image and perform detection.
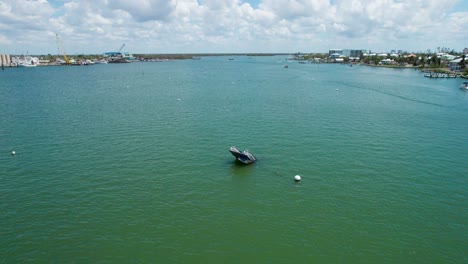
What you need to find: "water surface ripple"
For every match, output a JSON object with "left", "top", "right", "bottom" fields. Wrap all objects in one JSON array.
[{"left": 1, "top": 57, "right": 467, "bottom": 263}]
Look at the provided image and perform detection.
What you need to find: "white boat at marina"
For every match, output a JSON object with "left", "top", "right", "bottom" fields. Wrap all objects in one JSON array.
[
  {"left": 94, "top": 59, "right": 108, "bottom": 64},
  {"left": 424, "top": 72, "right": 457, "bottom": 78},
  {"left": 18, "top": 62, "right": 37, "bottom": 67},
  {"left": 122, "top": 52, "right": 137, "bottom": 62},
  {"left": 104, "top": 51, "right": 137, "bottom": 63},
  {"left": 12, "top": 55, "right": 39, "bottom": 67},
  {"left": 460, "top": 82, "right": 468, "bottom": 90},
  {"left": 75, "top": 59, "right": 95, "bottom": 66}
]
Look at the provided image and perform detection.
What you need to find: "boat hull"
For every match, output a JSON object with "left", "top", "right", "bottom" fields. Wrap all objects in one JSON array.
[{"left": 229, "top": 146, "right": 256, "bottom": 164}]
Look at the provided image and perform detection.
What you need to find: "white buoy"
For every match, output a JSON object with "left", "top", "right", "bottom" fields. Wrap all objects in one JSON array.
[
  {"left": 294, "top": 175, "right": 301, "bottom": 181},
  {"left": 11, "top": 150, "right": 16, "bottom": 156}
]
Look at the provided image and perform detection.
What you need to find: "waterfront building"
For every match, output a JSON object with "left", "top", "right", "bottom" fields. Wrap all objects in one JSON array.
[
  {"left": 449, "top": 58, "right": 463, "bottom": 71},
  {"left": 329, "top": 49, "right": 343, "bottom": 57},
  {"left": 342, "top": 49, "right": 366, "bottom": 58},
  {"left": 344, "top": 49, "right": 366, "bottom": 61},
  {"left": 329, "top": 49, "right": 365, "bottom": 60},
  {"left": 441, "top": 54, "right": 457, "bottom": 61},
  {"left": 380, "top": 58, "right": 396, "bottom": 65},
  {"left": 0, "top": 54, "right": 11, "bottom": 66}
]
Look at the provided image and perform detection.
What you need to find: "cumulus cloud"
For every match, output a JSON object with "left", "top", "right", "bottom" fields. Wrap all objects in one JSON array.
[
  {"left": 108, "top": 0, "right": 177, "bottom": 22},
  {"left": 0, "top": 0, "right": 466, "bottom": 54},
  {"left": 260, "top": 0, "right": 331, "bottom": 19},
  {"left": 0, "top": 0, "right": 55, "bottom": 29}
]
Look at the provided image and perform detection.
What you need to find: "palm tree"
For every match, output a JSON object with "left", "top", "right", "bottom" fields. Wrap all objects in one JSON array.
[
  {"left": 459, "top": 54, "right": 466, "bottom": 70},
  {"left": 419, "top": 57, "right": 425, "bottom": 67},
  {"left": 430, "top": 55, "right": 438, "bottom": 67}
]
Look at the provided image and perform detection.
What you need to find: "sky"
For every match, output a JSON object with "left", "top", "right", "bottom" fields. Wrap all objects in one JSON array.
[{"left": 0, "top": 0, "right": 467, "bottom": 55}]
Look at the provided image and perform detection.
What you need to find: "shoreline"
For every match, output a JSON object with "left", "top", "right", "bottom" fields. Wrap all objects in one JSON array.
[
  {"left": 360, "top": 63, "right": 465, "bottom": 77},
  {"left": 2, "top": 56, "right": 467, "bottom": 79}
]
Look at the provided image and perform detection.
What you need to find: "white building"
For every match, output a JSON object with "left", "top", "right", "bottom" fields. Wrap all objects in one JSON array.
[
  {"left": 441, "top": 54, "right": 457, "bottom": 61},
  {"left": 329, "top": 49, "right": 343, "bottom": 57},
  {"left": 449, "top": 58, "right": 463, "bottom": 71},
  {"left": 342, "top": 49, "right": 366, "bottom": 57},
  {"left": 0, "top": 54, "right": 11, "bottom": 65},
  {"left": 380, "top": 58, "right": 395, "bottom": 65},
  {"left": 329, "top": 49, "right": 366, "bottom": 58}
]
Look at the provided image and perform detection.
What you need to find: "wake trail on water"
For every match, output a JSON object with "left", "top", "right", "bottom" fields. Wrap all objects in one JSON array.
[{"left": 332, "top": 80, "right": 452, "bottom": 108}]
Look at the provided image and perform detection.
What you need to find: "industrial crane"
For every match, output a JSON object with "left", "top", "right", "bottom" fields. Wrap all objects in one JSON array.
[
  {"left": 118, "top": 43, "right": 125, "bottom": 53},
  {"left": 55, "top": 33, "right": 70, "bottom": 64},
  {"left": 117, "top": 43, "right": 126, "bottom": 59}
]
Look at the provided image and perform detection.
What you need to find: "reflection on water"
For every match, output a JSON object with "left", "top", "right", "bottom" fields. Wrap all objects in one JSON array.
[{"left": 229, "top": 160, "right": 255, "bottom": 177}]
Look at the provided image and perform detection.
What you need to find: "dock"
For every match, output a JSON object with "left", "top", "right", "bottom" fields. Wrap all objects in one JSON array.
[{"left": 423, "top": 72, "right": 457, "bottom": 78}]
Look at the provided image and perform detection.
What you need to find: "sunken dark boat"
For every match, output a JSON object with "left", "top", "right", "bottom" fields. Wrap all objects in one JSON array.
[{"left": 229, "top": 146, "right": 256, "bottom": 164}]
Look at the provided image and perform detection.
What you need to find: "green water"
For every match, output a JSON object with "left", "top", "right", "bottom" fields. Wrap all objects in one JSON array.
[{"left": 1, "top": 57, "right": 467, "bottom": 263}]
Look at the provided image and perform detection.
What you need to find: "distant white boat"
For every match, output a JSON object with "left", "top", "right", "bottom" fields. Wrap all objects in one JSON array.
[
  {"left": 104, "top": 51, "right": 136, "bottom": 63},
  {"left": 18, "top": 62, "right": 37, "bottom": 67},
  {"left": 460, "top": 82, "right": 468, "bottom": 90},
  {"left": 122, "top": 52, "right": 137, "bottom": 62}
]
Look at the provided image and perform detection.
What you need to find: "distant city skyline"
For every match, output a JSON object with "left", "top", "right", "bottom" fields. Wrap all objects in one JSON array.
[{"left": 0, "top": 0, "right": 467, "bottom": 55}]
